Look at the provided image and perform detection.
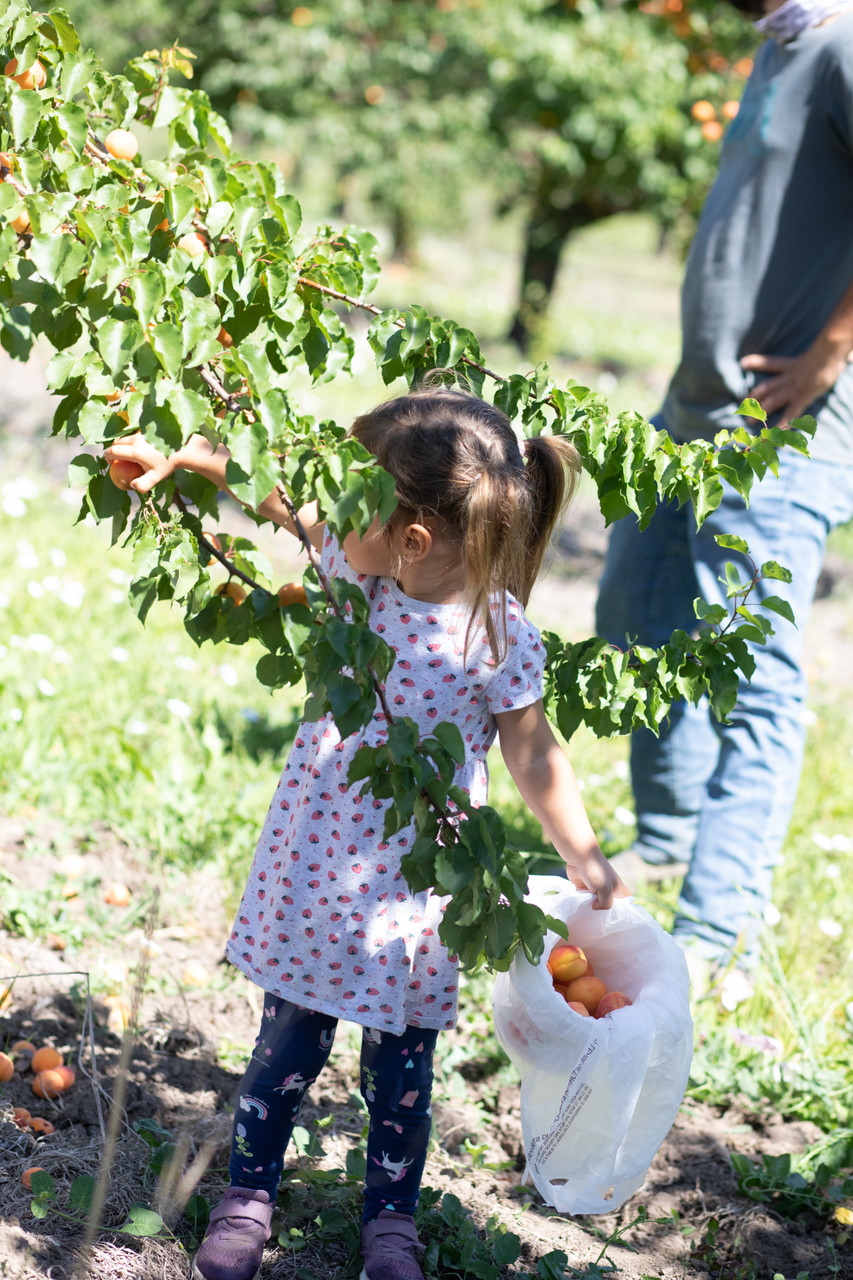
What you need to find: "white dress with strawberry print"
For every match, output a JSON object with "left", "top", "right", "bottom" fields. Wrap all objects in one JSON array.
[{"left": 225, "top": 531, "right": 545, "bottom": 1034}]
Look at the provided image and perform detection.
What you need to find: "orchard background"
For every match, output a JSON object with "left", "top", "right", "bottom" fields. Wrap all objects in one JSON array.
[{"left": 1, "top": 1, "right": 853, "bottom": 1278}]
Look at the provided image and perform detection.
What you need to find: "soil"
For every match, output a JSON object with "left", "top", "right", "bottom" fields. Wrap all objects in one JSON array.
[{"left": 2, "top": 350, "right": 853, "bottom": 1280}]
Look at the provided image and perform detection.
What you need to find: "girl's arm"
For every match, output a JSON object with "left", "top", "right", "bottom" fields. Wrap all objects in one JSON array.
[
  {"left": 495, "top": 700, "right": 630, "bottom": 910},
  {"left": 103, "top": 432, "right": 324, "bottom": 546}
]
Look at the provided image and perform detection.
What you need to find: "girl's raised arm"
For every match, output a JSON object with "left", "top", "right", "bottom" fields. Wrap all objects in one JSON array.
[
  {"left": 495, "top": 700, "right": 630, "bottom": 910},
  {"left": 103, "top": 432, "right": 325, "bottom": 547}
]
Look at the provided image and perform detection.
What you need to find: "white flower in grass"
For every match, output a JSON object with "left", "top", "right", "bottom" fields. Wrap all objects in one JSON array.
[
  {"left": 831, "top": 834, "right": 851, "bottom": 852},
  {"left": 61, "top": 487, "right": 83, "bottom": 507},
  {"left": 9, "top": 634, "right": 22, "bottom": 647},
  {"left": 108, "top": 568, "right": 129, "bottom": 585},
  {"left": 826, "top": 864, "right": 840, "bottom": 880},
  {"left": 110, "top": 647, "right": 129, "bottom": 663},
  {"left": 614, "top": 759, "right": 630, "bottom": 780},
  {"left": 59, "top": 581, "right": 85, "bottom": 608},
  {"left": 16, "top": 541, "right": 38, "bottom": 569},
  {"left": 763, "top": 902, "right": 781, "bottom": 926},
  {"left": 812, "top": 832, "right": 835, "bottom": 851},
  {"left": 49, "top": 548, "right": 67, "bottom": 568},
  {"left": 166, "top": 698, "right": 191, "bottom": 719},
  {"left": 52, "top": 648, "right": 73, "bottom": 665},
  {"left": 42, "top": 575, "right": 61, "bottom": 593},
  {"left": 5, "top": 479, "right": 39, "bottom": 501},
  {"left": 2, "top": 496, "right": 27, "bottom": 518},
  {"left": 110, "top": 589, "right": 125, "bottom": 604},
  {"left": 0, "top": 644, "right": 6, "bottom": 659},
  {"left": 126, "top": 719, "right": 148, "bottom": 735},
  {"left": 8, "top": 707, "right": 23, "bottom": 722},
  {"left": 27, "top": 581, "right": 45, "bottom": 599},
  {"left": 25, "top": 634, "right": 53, "bottom": 653},
  {"left": 219, "top": 662, "right": 238, "bottom": 687},
  {"left": 37, "top": 678, "right": 56, "bottom": 697},
  {"left": 613, "top": 805, "right": 635, "bottom": 827},
  {"left": 0, "top": 592, "right": 9, "bottom": 608},
  {"left": 174, "top": 655, "right": 197, "bottom": 671},
  {"left": 800, "top": 707, "right": 818, "bottom": 727},
  {"left": 818, "top": 918, "right": 843, "bottom": 938}
]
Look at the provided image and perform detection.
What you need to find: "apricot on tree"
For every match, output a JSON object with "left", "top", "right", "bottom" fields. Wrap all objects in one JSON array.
[
  {"left": 4, "top": 58, "right": 46, "bottom": 90},
  {"left": 108, "top": 460, "right": 144, "bottom": 491},
  {"left": 104, "top": 128, "right": 138, "bottom": 161}
]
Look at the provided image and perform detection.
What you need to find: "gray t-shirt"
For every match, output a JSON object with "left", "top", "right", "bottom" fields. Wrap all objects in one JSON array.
[{"left": 662, "top": 14, "right": 853, "bottom": 465}]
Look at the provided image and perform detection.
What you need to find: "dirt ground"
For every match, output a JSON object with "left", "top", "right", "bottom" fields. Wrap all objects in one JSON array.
[{"left": 2, "top": 349, "right": 853, "bottom": 1279}]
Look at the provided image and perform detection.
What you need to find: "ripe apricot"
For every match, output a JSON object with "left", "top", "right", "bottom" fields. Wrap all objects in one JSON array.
[
  {"left": 21, "top": 1167, "right": 46, "bottom": 1189},
  {"left": 566, "top": 1000, "right": 591, "bottom": 1017},
  {"left": 690, "top": 100, "right": 716, "bottom": 122},
  {"left": 30, "top": 1116, "right": 55, "bottom": 1135},
  {"left": 702, "top": 120, "right": 724, "bottom": 142},
  {"left": 4, "top": 58, "right": 46, "bottom": 90},
  {"left": 52, "top": 1066, "right": 75, "bottom": 1090},
  {"left": 12, "top": 1040, "right": 36, "bottom": 1056},
  {"left": 11, "top": 210, "right": 31, "bottom": 235},
  {"left": 216, "top": 580, "right": 247, "bottom": 605},
  {"left": 562, "top": 975, "right": 607, "bottom": 1015},
  {"left": 12, "top": 1107, "right": 32, "bottom": 1128},
  {"left": 217, "top": 327, "right": 233, "bottom": 348},
  {"left": 277, "top": 581, "right": 308, "bottom": 608},
  {"left": 203, "top": 531, "right": 223, "bottom": 553},
  {"left": 596, "top": 990, "right": 633, "bottom": 1017},
  {"left": 177, "top": 231, "right": 208, "bottom": 258},
  {"left": 32, "top": 1069, "right": 65, "bottom": 1099},
  {"left": 181, "top": 963, "right": 210, "bottom": 987},
  {"left": 30, "top": 1046, "right": 62, "bottom": 1074},
  {"left": 104, "top": 128, "right": 138, "bottom": 161},
  {"left": 547, "top": 942, "right": 588, "bottom": 984},
  {"left": 721, "top": 100, "right": 739, "bottom": 120},
  {"left": 0, "top": 150, "right": 11, "bottom": 174},
  {"left": 0, "top": 1051, "right": 14, "bottom": 1082},
  {"left": 103, "top": 881, "right": 131, "bottom": 906},
  {"left": 108, "top": 460, "right": 144, "bottom": 492}
]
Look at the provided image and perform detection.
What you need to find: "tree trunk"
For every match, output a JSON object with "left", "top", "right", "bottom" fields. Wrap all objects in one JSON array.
[{"left": 508, "top": 186, "right": 588, "bottom": 351}]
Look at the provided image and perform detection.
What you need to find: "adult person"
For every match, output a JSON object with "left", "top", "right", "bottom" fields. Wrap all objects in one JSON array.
[{"left": 595, "top": 0, "right": 853, "bottom": 997}]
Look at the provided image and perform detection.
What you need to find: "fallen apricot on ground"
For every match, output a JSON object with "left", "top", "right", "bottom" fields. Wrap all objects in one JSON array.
[
  {"left": 103, "top": 881, "right": 131, "bottom": 906},
  {"left": 11, "top": 1040, "right": 35, "bottom": 1056},
  {"left": 12, "top": 1107, "right": 32, "bottom": 1128},
  {"left": 562, "top": 975, "right": 607, "bottom": 1015},
  {"left": 104, "top": 996, "right": 131, "bottom": 1034},
  {"left": 547, "top": 942, "right": 589, "bottom": 984},
  {"left": 596, "top": 990, "right": 633, "bottom": 1017},
  {"left": 30, "top": 1117, "right": 56, "bottom": 1135},
  {"left": 277, "top": 582, "right": 308, "bottom": 607},
  {"left": 108, "top": 459, "right": 144, "bottom": 492},
  {"left": 181, "top": 963, "right": 210, "bottom": 987},
  {"left": 104, "top": 128, "right": 138, "bottom": 161},
  {"left": 0, "top": 1051, "right": 14, "bottom": 1082},
  {"left": 32, "top": 1069, "right": 66, "bottom": 1099},
  {"left": 52, "top": 1066, "right": 75, "bottom": 1090},
  {"left": 216, "top": 581, "right": 247, "bottom": 605},
  {"left": 21, "top": 1167, "right": 46, "bottom": 1189},
  {"left": 177, "top": 231, "right": 208, "bottom": 258},
  {"left": 4, "top": 58, "right": 46, "bottom": 89},
  {"left": 30, "top": 1046, "right": 62, "bottom": 1074}
]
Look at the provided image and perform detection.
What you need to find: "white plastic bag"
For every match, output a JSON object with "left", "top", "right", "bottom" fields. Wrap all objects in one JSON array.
[{"left": 492, "top": 875, "right": 693, "bottom": 1214}]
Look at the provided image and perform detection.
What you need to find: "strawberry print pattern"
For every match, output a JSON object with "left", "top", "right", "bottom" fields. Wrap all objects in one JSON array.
[{"left": 225, "top": 532, "right": 544, "bottom": 1033}]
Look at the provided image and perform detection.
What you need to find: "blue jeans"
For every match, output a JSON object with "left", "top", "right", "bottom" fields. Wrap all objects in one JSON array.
[{"left": 596, "top": 439, "right": 853, "bottom": 962}]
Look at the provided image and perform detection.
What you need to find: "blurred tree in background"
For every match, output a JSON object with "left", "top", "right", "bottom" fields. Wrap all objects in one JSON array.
[{"left": 61, "top": 0, "right": 757, "bottom": 349}]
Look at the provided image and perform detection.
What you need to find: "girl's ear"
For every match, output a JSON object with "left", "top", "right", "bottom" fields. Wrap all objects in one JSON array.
[{"left": 402, "top": 522, "right": 433, "bottom": 562}]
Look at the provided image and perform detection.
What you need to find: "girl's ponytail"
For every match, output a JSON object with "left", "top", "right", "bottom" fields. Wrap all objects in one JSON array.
[{"left": 520, "top": 435, "right": 581, "bottom": 603}]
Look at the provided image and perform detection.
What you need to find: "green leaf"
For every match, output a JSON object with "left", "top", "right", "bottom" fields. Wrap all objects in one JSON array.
[
  {"left": 56, "top": 101, "right": 88, "bottom": 155},
  {"left": 28, "top": 1171, "right": 55, "bottom": 1198},
  {"left": 759, "top": 560, "right": 793, "bottom": 583},
  {"left": 761, "top": 594, "right": 796, "bottom": 626},
  {"left": 10, "top": 89, "right": 43, "bottom": 147},
  {"left": 148, "top": 323, "right": 183, "bottom": 378},
  {"left": 48, "top": 8, "right": 82, "bottom": 52},
  {"left": 715, "top": 533, "right": 749, "bottom": 554},
  {"left": 736, "top": 397, "right": 767, "bottom": 423},
  {"left": 28, "top": 234, "right": 88, "bottom": 289},
  {"left": 69, "top": 1174, "right": 97, "bottom": 1214},
  {"left": 118, "top": 1204, "right": 165, "bottom": 1237},
  {"left": 97, "top": 317, "right": 145, "bottom": 379}
]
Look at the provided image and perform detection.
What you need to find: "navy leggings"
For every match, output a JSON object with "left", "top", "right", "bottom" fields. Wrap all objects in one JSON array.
[{"left": 229, "top": 994, "right": 438, "bottom": 1221}]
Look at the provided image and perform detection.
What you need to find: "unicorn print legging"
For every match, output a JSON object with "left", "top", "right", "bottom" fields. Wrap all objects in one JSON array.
[{"left": 229, "top": 994, "right": 438, "bottom": 1221}]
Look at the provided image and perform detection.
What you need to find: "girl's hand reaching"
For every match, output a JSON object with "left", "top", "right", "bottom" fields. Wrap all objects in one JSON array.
[
  {"left": 103, "top": 433, "right": 179, "bottom": 494},
  {"left": 562, "top": 851, "right": 630, "bottom": 911}
]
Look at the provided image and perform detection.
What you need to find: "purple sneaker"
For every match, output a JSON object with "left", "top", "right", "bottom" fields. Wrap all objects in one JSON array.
[
  {"left": 192, "top": 1187, "right": 273, "bottom": 1280},
  {"left": 360, "top": 1210, "right": 425, "bottom": 1280}
]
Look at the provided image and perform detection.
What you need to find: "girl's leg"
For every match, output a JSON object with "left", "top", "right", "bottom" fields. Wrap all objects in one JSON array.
[
  {"left": 359, "top": 1025, "right": 439, "bottom": 1222},
  {"left": 229, "top": 994, "right": 338, "bottom": 1195}
]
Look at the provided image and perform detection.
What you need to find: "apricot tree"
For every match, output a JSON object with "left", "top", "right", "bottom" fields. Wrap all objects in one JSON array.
[{"left": 0, "top": 0, "right": 803, "bottom": 969}]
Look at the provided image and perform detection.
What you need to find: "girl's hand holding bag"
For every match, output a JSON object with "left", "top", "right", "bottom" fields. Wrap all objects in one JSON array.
[{"left": 492, "top": 875, "right": 693, "bottom": 1215}]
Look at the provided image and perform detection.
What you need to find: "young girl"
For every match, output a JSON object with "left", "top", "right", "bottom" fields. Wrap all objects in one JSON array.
[{"left": 105, "top": 387, "right": 627, "bottom": 1280}]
